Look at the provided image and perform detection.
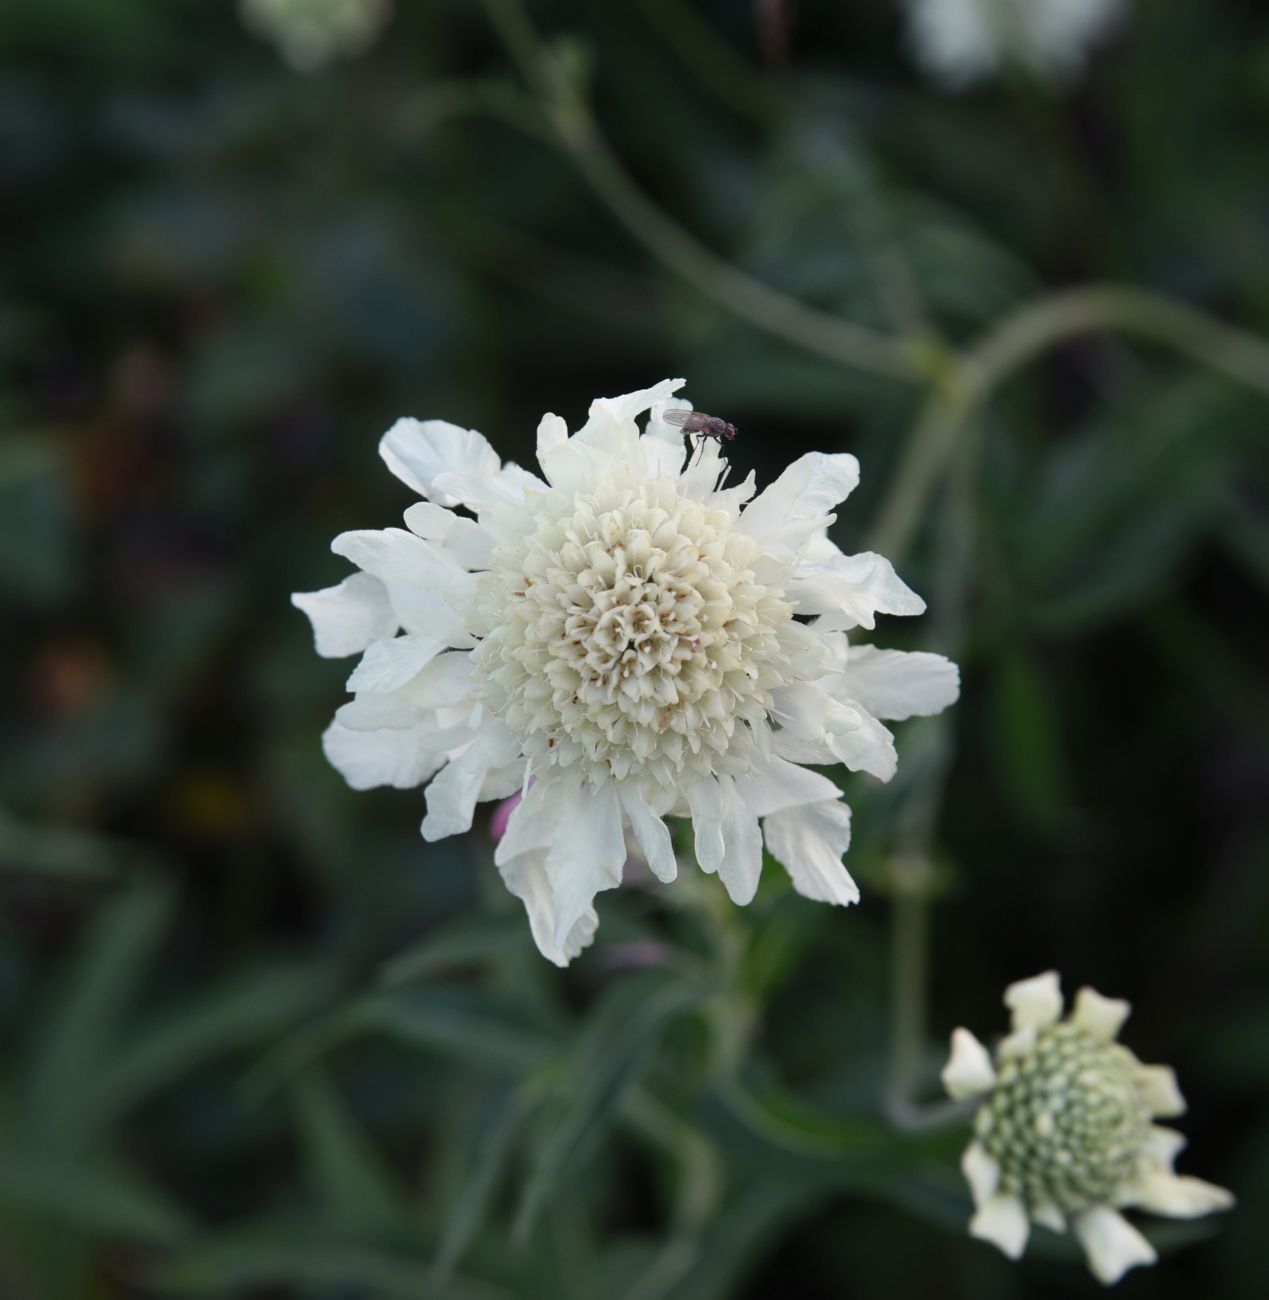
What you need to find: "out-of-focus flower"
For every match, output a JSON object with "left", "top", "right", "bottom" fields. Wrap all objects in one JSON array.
[
  {"left": 942, "top": 971, "right": 1234, "bottom": 1285},
  {"left": 293, "top": 379, "right": 959, "bottom": 964},
  {"left": 904, "top": 0, "right": 1127, "bottom": 90},
  {"left": 240, "top": 0, "right": 392, "bottom": 72}
]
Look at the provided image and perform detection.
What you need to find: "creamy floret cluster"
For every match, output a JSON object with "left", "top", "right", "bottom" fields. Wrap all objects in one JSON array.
[{"left": 294, "top": 380, "right": 959, "bottom": 963}]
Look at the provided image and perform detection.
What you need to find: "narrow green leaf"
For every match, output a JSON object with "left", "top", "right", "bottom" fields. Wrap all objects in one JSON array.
[
  {"left": 24, "top": 879, "right": 174, "bottom": 1148},
  {"left": 431, "top": 1087, "right": 526, "bottom": 1284},
  {"left": 149, "top": 1226, "right": 515, "bottom": 1300},
  {"left": 0, "top": 1149, "right": 190, "bottom": 1243},
  {"left": 292, "top": 1070, "right": 406, "bottom": 1225},
  {"left": 83, "top": 963, "right": 337, "bottom": 1136},
  {"left": 513, "top": 973, "right": 703, "bottom": 1242},
  {"left": 378, "top": 915, "right": 528, "bottom": 987},
  {"left": 368, "top": 987, "right": 560, "bottom": 1075}
]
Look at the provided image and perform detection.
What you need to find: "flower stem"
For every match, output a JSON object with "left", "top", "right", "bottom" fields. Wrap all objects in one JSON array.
[{"left": 477, "top": 0, "right": 924, "bottom": 383}]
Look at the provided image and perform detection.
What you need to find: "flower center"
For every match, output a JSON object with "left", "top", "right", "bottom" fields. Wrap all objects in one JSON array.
[
  {"left": 470, "top": 477, "right": 793, "bottom": 792},
  {"left": 975, "top": 1023, "right": 1152, "bottom": 1212}
]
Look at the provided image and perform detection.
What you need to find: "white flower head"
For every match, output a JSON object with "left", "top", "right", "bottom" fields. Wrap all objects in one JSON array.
[
  {"left": 240, "top": 0, "right": 392, "bottom": 72},
  {"left": 905, "top": 0, "right": 1128, "bottom": 90},
  {"left": 943, "top": 972, "right": 1234, "bottom": 1285},
  {"left": 294, "top": 380, "right": 960, "bottom": 964}
]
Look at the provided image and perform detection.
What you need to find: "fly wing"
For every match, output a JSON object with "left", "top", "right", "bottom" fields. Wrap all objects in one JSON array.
[{"left": 660, "top": 408, "right": 695, "bottom": 429}]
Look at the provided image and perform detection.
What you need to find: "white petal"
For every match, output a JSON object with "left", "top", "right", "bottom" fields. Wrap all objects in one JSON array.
[
  {"left": 379, "top": 417, "right": 500, "bottom": 507},
  {"left": 291, "top": 573, "right": 396, "bottom": 658},
  {"left": 1004, "top": 971, "right": 1063, "bottom": 1031},
  {"left": 763, "top": 799, "right": 859, "bottom": 906},
  {"left": 998, "top": 1025, "right": 1038, "bottom": 1059},
  {"left": 643, "top": 400, "right": 689, "bottom": 478},
  {"left": 1129, "top": 1170, "right": 1234, "bottom": 1219},
  {"left": 321, "top": 718, "right": 466, "bottom": 791},
  {"left": 1138, "top": 1065, "right": 1186, "bottom": 1117},
  {"left": 331, "top": 528, "right": 474, "bottom": 642},
  {"left": 708, "top": 469, "right": 757, "bottom": 520},
  {"left": 334, "top": 652, "right": 475, "bottom": 732},
  {"left": 588, "top": 378, "right": 684, "bottom": 427},
  {"left": 837, "top": 646, "right": 961, "bottom": 721},
  {"left": 498, "top": 850, "right": 598, "bottom": 968},
  {"left": 346, "top": 633, "right": 446, "bottom": 694},
  {"left": 731, "top": 755, "right": 842, "bottom": 817},
  {"left": 541, "top": 783, "right": 626, "bottom": 948},
  {"left": 433, "top": 462, "right": 544, "bottom": 515},
  {"left": 535, "top": 412, "right": 568, "bottom": 465},
  {"left": 772, "top": 683, "right": 898, "bottom": 782},
  {"left": 942, "top": 1028, "right": 998, "bottom": 1099},
  {"left": 1141, "top": 1125, "right": 1186, "bottom": 1171},
  {"left": 738, "top": 452, "right": 860, "bottom": 556},
  {"left": 494, "top": 778, "right": 558, "bottom": 863},
  {"left": 620, "top": 787, "right": 677, "bottom": 884},
  {"left": 1032, "top": 1202, "right": 1067, "bottom": 1233},
  {"left": 960, "top": 1141, "right": 1000, "bottom": 1208},
  {"left": 790, "top": 547, "right": 926, "bottom": 631},
  {"left": 399, "top": 650, "right": 476, "bottom": 711},
  {"left": 970, "top": 1193, "right": 1029, "bottom": 1260},
  {"left": 1072, "top": 1207, "right": 1156, "bottom": 1285},
  {"left": 537, "top": 383, "right": 682, "bottom": 494},
  {"left": 420, "top": 723, "right": 522, "bottom": 842},
  {"left": 402, "top": 502, "right": 495, "bottom": 569},
  {"left": 1072, "top": 986, "right": 1131, "bottom": 1041},
  {"left": 716, "top": 776, "right": 763, "bottom": 905},
  {"left": 686, "top": 778, "right": 726, "bottom": 874}
]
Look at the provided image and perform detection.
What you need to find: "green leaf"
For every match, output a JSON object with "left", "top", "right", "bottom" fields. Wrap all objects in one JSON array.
[
  {"left": 367, "top": 987, "right": 561, "bottom": 1076},
  {"left": 0, "top": 1149, "right": 190, "bottom": 1243},
  {"left": 513, "top": 973, "right": 704, "bottom": 1241},
  {"left": 23, "top": 879, "right": 174, "bottom": 1149},
  {"left": 149, "top": 1225, "right": 516, "bottom": 1300},
  {"left": 0, "top": 810, "right": 158, "bottom": 880},
  {"left": 378, "top": 915, "right": 530, "bottom": 987},
  {"left": 84, "top": 963, "right": 336, "bottom": 1137},
  {"left": 292, "top": 1070, "right": 406, "bottom": 1225},
  {"left": 431, "top": 1087, "right": 526, "bottom": 1284}
]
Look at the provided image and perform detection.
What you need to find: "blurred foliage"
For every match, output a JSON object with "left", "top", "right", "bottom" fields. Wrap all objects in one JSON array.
[{"left": 2, "top": 1, "right": 1268, "bottom": 1297}]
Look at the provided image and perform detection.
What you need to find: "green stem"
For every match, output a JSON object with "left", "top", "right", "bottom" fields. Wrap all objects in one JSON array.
[
  {"left": 871, "top": 283, "right": 1269, "bottom": 561},
  {"left": 562, "top": 120, "right": 922, "bottom": 380},
  {"left": 477, "top": 0, "right": 922, "bottom": 383},
  {"left": 971, "top": 284, "right": 1269, "bottom": 398},
  {"left": 887, "top": 870, "right": 928, "bottom": 1119}
]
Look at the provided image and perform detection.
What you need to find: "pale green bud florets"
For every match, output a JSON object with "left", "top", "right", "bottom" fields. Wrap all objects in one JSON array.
[{"left": 974, "top": 1022, "right": 1151, "bottom": 1212}]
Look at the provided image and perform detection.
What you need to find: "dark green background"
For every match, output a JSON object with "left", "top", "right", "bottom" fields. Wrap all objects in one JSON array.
[{"left": 2, "top": 2, "right": 1267, "bottom": 1297}]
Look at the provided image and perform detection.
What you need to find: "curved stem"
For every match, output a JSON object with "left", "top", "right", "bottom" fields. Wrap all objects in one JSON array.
[
  {"left": 478, "top": 0, "right": 922, "bottom": 383},
  {"left": 970, "top": 284, "right": 1269, "bottom": 398},
  {"left": 867, "top": 378, "right": 975, "bottom": 561},
  {"left": 562, "top": 120, "right": 922, "bottom": 380},
  {"left": 871, "top": 284, "right": 1269, "bottom": 561}
]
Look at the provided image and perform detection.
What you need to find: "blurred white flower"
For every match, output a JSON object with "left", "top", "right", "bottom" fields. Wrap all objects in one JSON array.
[
  {"left": 240, "top": 0, "right": 392, "bottom": 72},
  {"left": 905, "top": 0, "right": 1127, "bottom": 89},
  {"left": 294, "top": 380, "right": 959, "bottom": 964},
  {"left": 943, "top": 972, "right": 1234, "bottom": 1285}
]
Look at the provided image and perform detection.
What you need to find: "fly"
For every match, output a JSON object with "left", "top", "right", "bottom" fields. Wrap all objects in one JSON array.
[
  {"left": 661, "top": 408, "right": 738, "bottom": 485},
  {"left": 661, "top": 408, "right": 738, "bottom": 446}
]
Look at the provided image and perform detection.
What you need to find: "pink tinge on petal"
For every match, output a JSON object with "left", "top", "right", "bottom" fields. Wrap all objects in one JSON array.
[{"left": 489, "top": 790, "right": 523, "bottom": 841}]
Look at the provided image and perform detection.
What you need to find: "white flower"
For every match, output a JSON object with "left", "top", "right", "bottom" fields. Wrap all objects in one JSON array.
[
  {"left": 943, "top": 972, "right": 1235, "bottom": 1285},
  {"left": 240, "top": 0, "right": 392, "bottom": 72},
  {"left": 294, "top": 379, "right": 959, "bottom": 964},
  {"left": 905, "top": 0, "right": 1128, "bottom": 90}
]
